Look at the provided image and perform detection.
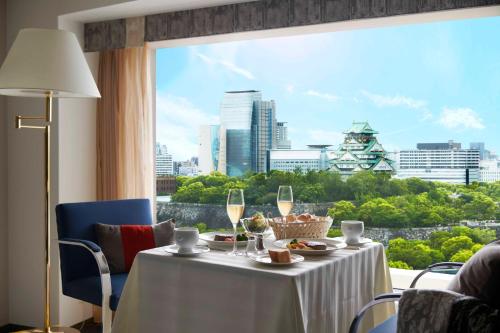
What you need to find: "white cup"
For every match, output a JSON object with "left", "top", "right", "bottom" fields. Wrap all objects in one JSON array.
[
  {"left": 341, "top": 221, "right": 364, "bottom": 245},
  {"left": 174, "top": 227, "right": 199, "bottom": 253}
]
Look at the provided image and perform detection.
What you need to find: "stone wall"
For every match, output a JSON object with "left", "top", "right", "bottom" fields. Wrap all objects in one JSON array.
[
  {"left": 157, "top": 202, "right": 500, "bottom": 245},
  {"left": 157, "top": 201, "right": 333, "bottom": 229}
]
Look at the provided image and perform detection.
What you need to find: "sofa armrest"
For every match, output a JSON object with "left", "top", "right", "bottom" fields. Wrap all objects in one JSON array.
[
  {"left": 349, "top": 293, "right": 401, "bottom": 333},
  {"left": 59, "top": 238, "right": 109, "bottom": 275},
  {"left": 410, "top": 262, "right": 464, "bottom": 288}
]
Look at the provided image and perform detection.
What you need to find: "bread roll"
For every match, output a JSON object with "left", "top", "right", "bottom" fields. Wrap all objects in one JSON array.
[{"left": 268, "top": 249, "right": 292, "bottom": 263}]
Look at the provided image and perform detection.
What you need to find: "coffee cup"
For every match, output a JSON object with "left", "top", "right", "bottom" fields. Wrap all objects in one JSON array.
[
  {"left": 341, "top": 220, "right": 364, "bottom": 245},
  {"left": 174, "top": 227, "right": 199, "bottom": 253}
]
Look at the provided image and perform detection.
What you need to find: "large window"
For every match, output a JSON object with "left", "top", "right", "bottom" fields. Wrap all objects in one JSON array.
[{"left": 155, "top": 16, "right": 500, "bottom": 270}]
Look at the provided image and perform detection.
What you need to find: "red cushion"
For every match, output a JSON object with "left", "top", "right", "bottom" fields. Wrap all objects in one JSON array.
[{"left": 120, "top": 225, "right": 156, "bottom": 272}]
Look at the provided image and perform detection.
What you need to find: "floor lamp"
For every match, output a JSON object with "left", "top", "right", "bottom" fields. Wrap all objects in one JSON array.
[{"left": 0, "top": 29, "right": 101, "bottom": 333}]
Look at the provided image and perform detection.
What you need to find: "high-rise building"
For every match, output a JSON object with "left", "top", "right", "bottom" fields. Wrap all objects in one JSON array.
[
  {"left": 329, "top": 122, "right": 395, "bottom": 176},
  {"left": 470, "top": 142, "right": 489, "bottom": 160},
  {"left": 155, "top": 143, "right": 174, "bottom": 176},
  {"left": 397, "top": 142, "right": 480, "bottom": 184},
  {"left": 198, "top": 125, "right": 226, "bottom": 175},
  {"left": 220, "top": 90, "right": 261, "bottom": 176},
  {"left": 276, "top": 122, "right": 292, "bottom": 149},
  {"left": 252, "top": 100, "right": 276, "bottom": 173}
]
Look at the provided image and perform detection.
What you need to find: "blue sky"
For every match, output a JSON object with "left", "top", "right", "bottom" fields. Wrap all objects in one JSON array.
[{"left": 156, "top": 16, "right": 500, "bottom": 161}]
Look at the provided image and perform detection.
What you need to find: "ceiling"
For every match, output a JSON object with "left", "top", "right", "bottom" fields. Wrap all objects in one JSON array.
[{"left": 62, "top": 0, "right": 252, "bottom": 23}]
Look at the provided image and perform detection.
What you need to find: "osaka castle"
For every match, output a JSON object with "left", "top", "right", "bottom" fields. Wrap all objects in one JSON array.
[{"left": 329, "top": 121, "right": 395, "bottom": 176}]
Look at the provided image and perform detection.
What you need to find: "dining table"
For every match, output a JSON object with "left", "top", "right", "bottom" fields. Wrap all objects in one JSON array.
[{"left": 111, "top": 240, "right": 394, "bottom": 333}]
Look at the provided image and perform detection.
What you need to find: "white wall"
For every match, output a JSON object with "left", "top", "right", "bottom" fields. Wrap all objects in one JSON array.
[
  {"left": 0, "top": 0, "right": 8, "bottom": 327},
  {"left": 5, "top": 0, "right": 131, "bottom": 327}
]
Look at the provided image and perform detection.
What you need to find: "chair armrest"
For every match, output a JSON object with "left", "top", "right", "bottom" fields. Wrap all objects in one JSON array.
[
  {"left": 410, "top": 262, "right": 464, "bottom": 288},
  {"left": 59, "top": 238, "right": 110, "bottom": 275},
  {"left": 60, "top": 238, "right": 101, "bottom": 252},
  {"left": 349, "top": 293, "right": 401, "bottom": 333}
]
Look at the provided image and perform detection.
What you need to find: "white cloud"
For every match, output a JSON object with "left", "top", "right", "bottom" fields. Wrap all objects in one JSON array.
[
  {"left": 361, "top": 90, "right": 427, "bottom": 109},
  {"left": 305, "top": 90, "right": 339, "bottom": 102},
  {"left": 438, "top": 107, "right": 485, "bottom": 130},
  {"left": 196, "top": 52, "right": 255, "bottom": 80},
  {"left": 156, "top": 92, "right": 219, "bottom": 160},
  {"left": 307, "top": 129, "right": 344, "bottom": 145}
]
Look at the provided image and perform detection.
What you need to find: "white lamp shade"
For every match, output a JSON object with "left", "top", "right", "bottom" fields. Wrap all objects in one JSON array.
[{"left": 0, "top": 28, "right": 100, "bottom": 98}]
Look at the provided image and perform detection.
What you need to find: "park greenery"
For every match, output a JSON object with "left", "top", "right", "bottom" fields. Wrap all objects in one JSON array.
[
  {"left": 386, "top": 226, "right": 496, "bottom": 269},
  {"left": 172, "top": 170, "right": 500, "bottom": 228}
]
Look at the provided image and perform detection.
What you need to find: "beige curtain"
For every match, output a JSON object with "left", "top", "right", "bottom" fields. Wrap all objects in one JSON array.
[{"left": 96, "top": 46, "right": 154, "bottom": 203}]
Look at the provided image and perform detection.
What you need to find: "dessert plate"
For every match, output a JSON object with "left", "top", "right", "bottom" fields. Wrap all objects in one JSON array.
[
  {"left": 251, "top": 253, "right": 304, "bottom": 266},
  {"left": 273, "top": 238, "right": 346, "bottom": 256},
  {"left": 199, "top": 231, "right": 248, "bottom": 250},
  {"left": 164, "top": 244, "right": 210, "bottom": 257}
]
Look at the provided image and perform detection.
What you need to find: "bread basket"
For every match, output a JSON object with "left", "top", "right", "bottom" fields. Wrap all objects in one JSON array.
[{"left": 269, "top": 216, "right": 333, "bottom": 240}]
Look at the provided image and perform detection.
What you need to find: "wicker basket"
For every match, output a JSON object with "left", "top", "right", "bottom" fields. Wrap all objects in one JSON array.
[{"left": 269, "top": 216, "right": 333, "bottom": 240}]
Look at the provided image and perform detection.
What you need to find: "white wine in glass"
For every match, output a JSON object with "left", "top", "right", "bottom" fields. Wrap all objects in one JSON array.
[
  {"left": 277, "top": 185, "right": 293, "bottom": 216},
  {"left": 227, "top": 189, "right": 245, "bottom": 256}
]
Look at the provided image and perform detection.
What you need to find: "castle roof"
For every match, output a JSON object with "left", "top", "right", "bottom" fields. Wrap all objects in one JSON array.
[{"left": 344, "top": 121, "right": 378, "bottom": 134}]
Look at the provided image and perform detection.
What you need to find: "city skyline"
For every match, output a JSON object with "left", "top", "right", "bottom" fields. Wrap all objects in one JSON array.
[{"left": 156, "top": 16, "right": 500, "bottom": 161}]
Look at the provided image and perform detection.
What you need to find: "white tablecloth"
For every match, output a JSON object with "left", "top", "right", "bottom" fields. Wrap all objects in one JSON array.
[{"left": 112, "top": 242, "right": 393, "bottom": 333}]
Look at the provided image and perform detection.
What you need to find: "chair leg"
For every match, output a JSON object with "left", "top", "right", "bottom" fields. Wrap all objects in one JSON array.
[
  {"left": 101, "top": 273, "right": 112, "bottom": 333},
  {"left": 93, "top": 305, "right": 102, "bottom": 324}
]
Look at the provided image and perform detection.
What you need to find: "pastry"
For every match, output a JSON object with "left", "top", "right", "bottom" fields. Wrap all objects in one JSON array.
[
  {"left": 268, "top": 249, "right": 292, "bottom": 263},
  {"left": 304, "top": 241, "right": 327, "bottom": 250}
]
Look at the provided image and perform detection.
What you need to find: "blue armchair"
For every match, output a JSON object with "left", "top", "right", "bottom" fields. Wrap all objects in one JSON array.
[{"left": 56, "top": 199, "right": 153, "bottom": 333}]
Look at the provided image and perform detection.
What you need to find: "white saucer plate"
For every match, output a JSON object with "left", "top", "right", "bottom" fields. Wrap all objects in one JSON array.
[
  {"left": 164, "top": 244, "right": 210, "bottom": 257},
  {"left": 332, "top": 237, "right": 373, "bottom": 246},
  {"left": 273, "top": 238, "right": 347, "bottom": 256},
  {"left": 251, "top": 253, "right": 304, "bottom": 266}
]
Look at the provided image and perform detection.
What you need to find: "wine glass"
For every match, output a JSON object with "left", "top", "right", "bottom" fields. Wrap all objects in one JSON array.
[
  {"left": 226, "top": 189, "right": 245, "bottom": 256},
  {"left": 277, "top": 186, "right": 293, "bottom": 239}
]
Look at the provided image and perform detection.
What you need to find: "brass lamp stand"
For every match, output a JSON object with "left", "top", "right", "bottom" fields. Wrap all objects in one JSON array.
[
  {"left": 14, "top": 94, "right": 78, "bottom": 333},
  {"left": 0, "top": 28, "right": 100, "bottom": 333}
]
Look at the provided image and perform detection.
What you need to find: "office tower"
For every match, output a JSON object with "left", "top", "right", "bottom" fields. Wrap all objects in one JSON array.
[
  {"left": 155, "top": 143, "right": 174, "bottom": 176},
  {"left": 479, "top": 159, "right": 500, "bottom": 182},
  {"left": 198, "top": 125, "right": 226, "bottom": 175},
  {"left": 398, "top": 142, "right": 480, "bottom": 184},
  {"left": 220, "top": 90, "right": 261, "bottom": 176},
  {"left": 470, "top": 142, "right": 486, "bottom": 160},
  {"left": 330, "top": 122, "right": 395, "bottom": 176},
  {"left": 252, "top": 100, "right": 277, "bottom": 173},
  {"left": 276, "top": 122, "right": 292, "bottom": 149}
]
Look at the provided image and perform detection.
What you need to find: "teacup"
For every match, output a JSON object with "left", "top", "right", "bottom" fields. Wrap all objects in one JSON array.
[
  {"left": 174, "top": 227, "right": 199, "bottom": 253},
  {"left": 341, "top": 220, "right": 364, "bottom": 245}
]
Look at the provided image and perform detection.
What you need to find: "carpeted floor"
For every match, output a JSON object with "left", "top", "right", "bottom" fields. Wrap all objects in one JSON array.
[{"left": 0, "top": 321, "right": 102, "bottom": 333}]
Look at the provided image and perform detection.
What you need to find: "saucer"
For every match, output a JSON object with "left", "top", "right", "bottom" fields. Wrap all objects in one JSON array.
[
  {"left": 332, "top": 237, "right": 372, "bottom": 246},
  {"left": 164, "top": 244, "right": 210, "bottom": 257}
]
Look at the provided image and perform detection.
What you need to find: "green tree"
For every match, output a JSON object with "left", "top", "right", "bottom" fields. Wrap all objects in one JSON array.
[
  {"left": 388, "top": 260, "right": 413, "bottom": 270},
  {"left": 387, "top": 238, "right": 436, "bottom": 269},
  {"left": 463, "top": 193, "right": 496, "bottom": 220},
  {"left": 471, "top": 243, "right": 484, "bottom": 253},
  {"left": 441, "top": 236, "right": 474, "bottom": 259},
  {"left": 327, "top": 200, "right": 356, "bottom": 223},
  {"left": 429, "top": 231, "right": 452, "bottom": 249},
  {"left": 358, "top": 198, "right": 406, "bottom": 227},
  {"left": 450, "top": 249, "right": 474, "bottom": 263}
]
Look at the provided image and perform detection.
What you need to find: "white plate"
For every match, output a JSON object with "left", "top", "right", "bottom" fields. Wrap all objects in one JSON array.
[
  {"left": 199, "top": 231, "right": 248, "bottom": 249},
  {"left": 332, "top": 237, "right": 373, "bottom": 246},
  {"left": 251, "top": 253, "right": 304, "bottom": 266},
  {"left": 273, "top": 238, "right": 347, "bottom": 255},
  {"left": 164, "top": 244, "right": 210, "bottom": 257}
]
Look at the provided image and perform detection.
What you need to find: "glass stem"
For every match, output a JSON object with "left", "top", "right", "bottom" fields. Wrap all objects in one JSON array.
[{"left": 232, "top": 224, "right": 237, "bottom": 253}]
